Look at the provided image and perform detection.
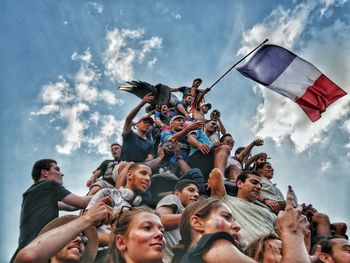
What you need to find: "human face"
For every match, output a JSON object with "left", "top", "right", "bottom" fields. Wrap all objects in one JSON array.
[
  {"left": 192, "top": 80, "right": 202, "bottom": 88},
  {"left": 184, "top": 95, "right": 194, "bottom": 106},
  {"left": 201, "top": 203, "right": 241, "bottom": 244},
  {"left": 210, "top": 111, "right": 220, "bottom": 121},
  {"left": 259, "top": 163, "right": 274, "bottom": 179},
  {"left": 176, "top": 184, "right": 200, "bottom": 207},
  {"left": 53, "top": 233, "right": 87, "bottom": 262},
  {"left": 237, "top": 174, "right": 262, "bottom": 202},
  {"left": 263, "top": 239, "right": 282, "bottom": 263},
  {"left": 327, "top": 238, "right": 350, "bottom": 263},
  {"left": 201, "top": 105, "right": 209, "bottom": 114},
  {"left": 121, "top": 212, "right": 165, "bottom": 263},
  {"left": 111, "top": 144, "right": 121, "bottom": 159},
  {"left": 137, "top": 120, "right": 153, "bottom": 135},
  {"left": 222, "top": 136, "right": 235, "bottom": 151},
  {"left": 171, "top": 117, "right": 184, "bottom": 131},
  {"left": 130, "top": 165, "right": 152, "bottom": 193},
  {"left": 205, "top": 121, "right": 218, "bottom": 134},
  {"left": 45, "top": 163, "right": 64, "bottom": 185},
  {"left": 161, "top": 105, "right": 169, "bottom": 115}
]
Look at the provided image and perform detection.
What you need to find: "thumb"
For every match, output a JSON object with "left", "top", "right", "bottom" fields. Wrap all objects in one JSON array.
[{"left": 100, "top": 195, "right": 113, "bottom": 207}]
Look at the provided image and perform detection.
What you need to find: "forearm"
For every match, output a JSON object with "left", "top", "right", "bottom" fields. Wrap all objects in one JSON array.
[
  {"left": 160, "top": 214, "right": 181, "bottom": 231},
  {"left": 280, "top": 232, "right": 310, "bottom": 263},
  {"left": 145, "top": 156, "right": 164, "bottom": 170},
  {"left": 123, "top": 101, "right": 145, "bottom": 134},
  {"left": 237, "top": 142, "right": 254, "bottom": 161},
  {"left": 168, "top": 126, "right": 193, "bottom": 142},
  {"left": 177, "top": 158, "right": 191, "bottom": 174},
  {"left": 218, "top": 119, "right": 226, "bottom": 135},
  {"left": 15, "top": 216, "right": 93, "bottom": 263},
  {"left": 58, "top": 201, "right": 80, "bottom": 211}
]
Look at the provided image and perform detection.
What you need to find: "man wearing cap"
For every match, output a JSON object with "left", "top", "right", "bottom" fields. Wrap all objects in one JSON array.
[
  {"left": 120, "top": 93, "right": 155, "bottom": 163},
  {"left": 15, "top": 197, "right": 113, "bottom": 263},
  {"left": 160, "top": 115, "right": 203, "bottom": 175}
]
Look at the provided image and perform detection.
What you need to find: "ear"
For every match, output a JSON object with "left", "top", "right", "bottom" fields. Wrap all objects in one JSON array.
[
  {"left": 40, "top": 169, "right": 48, "bottom": 179},
  {"left": 190, "top": 215, "right": 205, "bottom": 233},
  {"left": 127, "top": 172, "right": 133, "bottom": 182},
  {"left": 115, "top": 235, "right": 127, "bottom": 252},
  {"left": 236, "top": 180, "right": 243, "bottom": 189},
  {"left": 174, "top": 189, "right": 180, "bottom": 197},
  {"left": 319, "top": 252, "right": 333, "bottom": 263}
]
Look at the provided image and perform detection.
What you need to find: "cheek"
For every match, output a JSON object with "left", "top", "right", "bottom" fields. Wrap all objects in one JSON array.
[
  {"left": 213, "top": 218, "right": 230, "bottom": 232},
  {"left": 128, "top": 230, "right": 153, "bottom": 248}
]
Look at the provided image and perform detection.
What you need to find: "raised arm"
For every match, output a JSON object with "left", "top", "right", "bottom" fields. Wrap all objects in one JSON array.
[
  {"left": 168, "top": 120, "right": 204, "bottom": 142},
  {"left": 277, "top": 186, "right": 310, "bottom": 263},
  {"left": 236, "top": 139, "right": 264, "bottom": 162},
  {"left": 15, "top": 197, "right": 113, "bottom": 263},
  {"left": 123, "top": 93, "right": 154, "bottom": 136}
]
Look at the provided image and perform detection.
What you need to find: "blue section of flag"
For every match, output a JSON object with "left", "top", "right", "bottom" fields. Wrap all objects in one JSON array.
[{"left": 237, "top": 44, "right": 297, "bottom": 86}]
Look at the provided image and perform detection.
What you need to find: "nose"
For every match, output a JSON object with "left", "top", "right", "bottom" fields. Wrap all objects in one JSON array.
[
  {"left": 232, "top": 221, "right": 241, "bottom": 232},
  {"left": 60, "top": 172, "right": 64, "bottom": 177},
  {"left": 193, "top": 191, "right": 199, "bottom": 199},
  {"left": 154, "top": 228, "right": 164, "bottom": 240}
]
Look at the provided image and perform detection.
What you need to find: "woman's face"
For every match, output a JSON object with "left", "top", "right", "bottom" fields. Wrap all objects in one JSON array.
[
  {"left": 263, "top": 239, "right": 282, "bottom": 263},
  {"left": 120, "top": 212, "right": 165, "bottom": 263},
  {"left": 201, "top": 203, "right": 241, "bottom": 244}
]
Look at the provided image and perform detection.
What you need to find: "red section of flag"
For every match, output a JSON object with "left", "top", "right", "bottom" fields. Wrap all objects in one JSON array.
[{"left": 295, "top": 74, "right": 347, "bottom": 122}]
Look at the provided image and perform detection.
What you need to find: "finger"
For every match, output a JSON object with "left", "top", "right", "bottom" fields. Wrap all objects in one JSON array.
[
  {"left": 100, "top": 195, "right": 113, "bottom": 207},
  {"left": 285, "top": 185, "right": 294, "bottom": 210}
]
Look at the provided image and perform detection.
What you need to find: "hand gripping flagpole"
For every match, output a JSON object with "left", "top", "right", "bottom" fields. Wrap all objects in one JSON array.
[{"left": 207, "top": 39, "right": 268, "bottom": 91}]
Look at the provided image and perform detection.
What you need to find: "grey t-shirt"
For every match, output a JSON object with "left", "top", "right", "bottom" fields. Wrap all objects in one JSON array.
[{"left": 156, "top": 194, "right": 184, "bottom": 263}]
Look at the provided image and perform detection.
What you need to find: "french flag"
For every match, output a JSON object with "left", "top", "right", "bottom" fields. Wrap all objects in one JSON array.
[{"left": 237, "top": 44, "right": 347, "bottom": 122}]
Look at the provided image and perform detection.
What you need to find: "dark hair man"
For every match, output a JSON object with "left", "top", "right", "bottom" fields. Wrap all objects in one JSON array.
[{"left": 11, "top": 159, "right": 92, "bottom": 262}]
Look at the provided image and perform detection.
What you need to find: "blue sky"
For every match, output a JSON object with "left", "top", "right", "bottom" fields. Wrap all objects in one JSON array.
[{"left": 1, "top": 0, "right": 350, "bottom": 261}]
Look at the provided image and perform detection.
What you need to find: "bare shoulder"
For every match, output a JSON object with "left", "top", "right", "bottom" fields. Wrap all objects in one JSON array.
[{"left": 202, "top": 239, "right": 255, "bottom": 263}]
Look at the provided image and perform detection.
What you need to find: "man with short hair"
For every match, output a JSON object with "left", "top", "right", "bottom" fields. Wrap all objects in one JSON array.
[
  {"left": 170, "top": 78, "right": 203, "bottom": 99},
  {"left": 187, "top": 120, "right": 230, "bottom": 180},
  {"left": 157, "top": 179, "right": 200, "bottom": 263},
  {"left": 11, "top": 159, "right": 92, "bottom": 262},
  {"left": 174, "top": 94, "right": 194, "bottom": 120},
  {"left": 15, "top": 197, "right": 113, "bottom": 263},
  {"left": 220, "top": 170, "right": 276, "bottom": 250},
  {"left": 120, "top": 93, "right": 155, "bottom": 163},
  {"left": 86, "top": 143, "right": 122, "bottom": 195},
  {"left": 256, "top": 161, "right": 285, "bottom": 214},
  {"left": 317, "top": 236, "right": 350, "bottom": 263}
]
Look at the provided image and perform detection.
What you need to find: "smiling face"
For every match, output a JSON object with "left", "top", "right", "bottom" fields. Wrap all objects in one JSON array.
[
  {"left": 171, "top": 117, "right": 185, "bottom": 132},
  {"left": 324, "top": 238, "right": 350, "bottom": 263},
  {"left": 53, "top": 233, "right": 86, "bottom": 262},
  {"left": 44, "top": 162, "right": 64, "bottom": 185},
  {"left": 201, "top": 203, "right": 241, "bottom": 244},
  {"left": 175, "top": 183, "right": 200, "bottom": 207},
  {"left": 128, "top": 164, "right": 152, "bottom": 194},
  {"left": 117, "top": 212, "right": 165, "bottom": 263},
  {"left": 258, "top": 162, "right": 274, "bottom": 179},
  {"left": 237, "top": 174, "right": 262, "bottom": 202}
]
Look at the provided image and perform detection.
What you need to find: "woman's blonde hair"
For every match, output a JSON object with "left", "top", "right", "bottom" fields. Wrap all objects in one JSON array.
[{"left": 244, "top": 233, "right": 280, "bottom": 262}]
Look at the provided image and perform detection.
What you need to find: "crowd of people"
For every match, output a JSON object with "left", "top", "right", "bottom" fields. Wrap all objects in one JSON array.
[{"left": 12, "top": 78, "right": 349, "bottom": 263}]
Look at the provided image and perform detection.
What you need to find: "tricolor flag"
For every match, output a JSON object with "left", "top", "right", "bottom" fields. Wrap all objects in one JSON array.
[{"left": 236, "top": 44, "right": 347, "bottom": 122}]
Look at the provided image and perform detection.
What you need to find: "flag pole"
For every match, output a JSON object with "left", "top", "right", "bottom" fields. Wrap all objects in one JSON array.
[{"left": 207, "top": 38, "right": 268, "bottom": 91}]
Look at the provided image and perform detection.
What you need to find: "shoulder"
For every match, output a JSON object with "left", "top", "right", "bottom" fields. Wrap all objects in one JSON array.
[{"left": 157, "top": 194, "right": 182, "bottom": 211}]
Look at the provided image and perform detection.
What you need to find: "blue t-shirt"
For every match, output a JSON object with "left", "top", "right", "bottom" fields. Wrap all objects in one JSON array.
[
  {"left": 154, "top": 110, "right": 174, "bottom": 126},
  {"left": 189, "top": 129, "right": 213, "bottom": 156},
  {"left": 120, "top": 130, "right": 154, "bottom": 162}
]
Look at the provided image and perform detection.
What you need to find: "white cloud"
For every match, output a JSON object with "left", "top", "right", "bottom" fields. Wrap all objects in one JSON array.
[
  {"left": 86, "top": 115, "right": 124, "bottom": 155},
  {"left": 88, "top": 2, "right": 103, "bottom": 13},
  {"left": 56, "top": 103, "right": 89, "bottom": 155},
  {"left": 239, "top": 1, "right": 350, "bottom": 152},
  {"left": 320, "top": 161, "right": 331, "bottom": 172},
  {"left": 172, "top": 13, "right": 181, "bottom": 19},
  {"left": 103, "top": 28, "right": 162, "bottom": 82},
  {"left": 148, "top": 57, "right": 157, "bottom": 67},
  {"left": 32, "top": 49, "right": 125, "bottom": 155}
]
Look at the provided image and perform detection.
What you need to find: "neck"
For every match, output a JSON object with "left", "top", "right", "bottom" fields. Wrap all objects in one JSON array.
[
  {"left": 136, "top": 130, "right": 147, "bottom": 139},
  {"left": 237, "top": 192, "right": 252, "bottom": 203}
]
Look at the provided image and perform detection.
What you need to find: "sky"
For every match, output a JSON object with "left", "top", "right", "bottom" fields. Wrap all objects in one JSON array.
[{"left": 1, "top": 0, "right": 350, "bottom": 261}]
